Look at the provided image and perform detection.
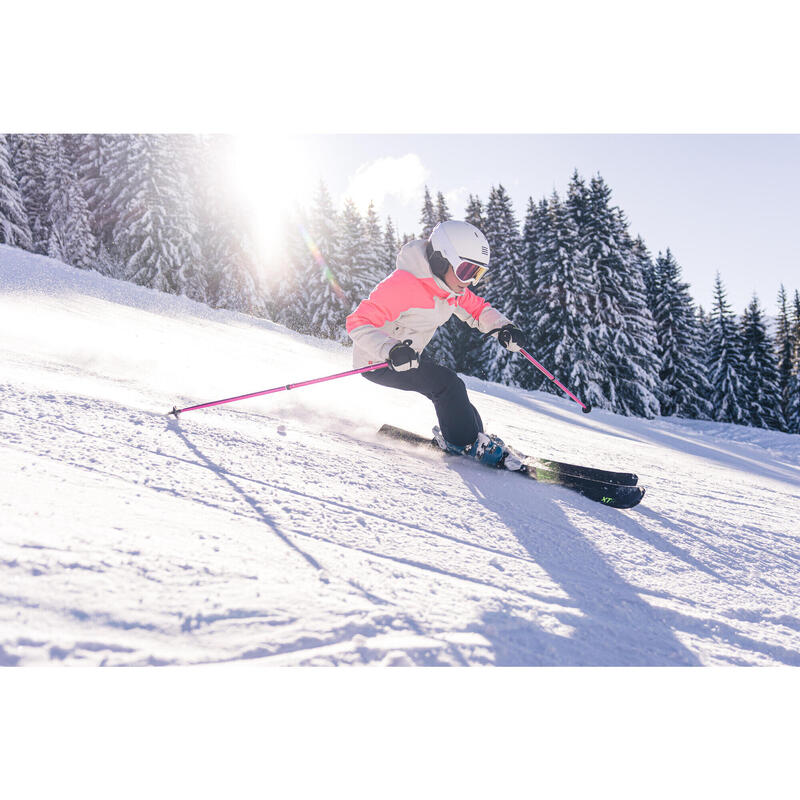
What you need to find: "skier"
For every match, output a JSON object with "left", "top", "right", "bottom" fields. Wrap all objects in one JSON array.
[{"left": 346, "top": 219, "right": 528, "bottom": 467}]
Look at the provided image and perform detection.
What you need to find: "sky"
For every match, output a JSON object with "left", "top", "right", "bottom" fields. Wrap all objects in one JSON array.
[{"left": 271, "top": 134, "right": 800, "bottom": 316}]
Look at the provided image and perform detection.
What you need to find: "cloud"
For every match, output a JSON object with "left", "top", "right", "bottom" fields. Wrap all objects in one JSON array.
[
  {"left": 345, "top": 154, "right": 430, "bottom": 213},
  {"left": 444, "top": 186, "right": 470, "bottom": 217}
]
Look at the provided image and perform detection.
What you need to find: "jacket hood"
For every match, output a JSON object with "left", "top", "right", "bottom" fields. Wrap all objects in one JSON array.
[{"left": 396, "top": 239, "right": 460, "bottom": 296}]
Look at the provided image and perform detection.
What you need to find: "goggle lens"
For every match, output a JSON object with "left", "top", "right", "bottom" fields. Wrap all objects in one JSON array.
[{"left": 455, "top": 261, "right": 489, "bottom": 284}]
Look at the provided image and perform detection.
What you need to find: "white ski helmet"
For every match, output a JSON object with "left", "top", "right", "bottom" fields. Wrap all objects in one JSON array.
[{"left": 426, "top": 220, "right": 490, "bottom": 285}]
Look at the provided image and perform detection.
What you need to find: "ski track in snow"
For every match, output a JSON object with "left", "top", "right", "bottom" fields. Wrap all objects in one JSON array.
[{"left": 2, "top": 244, "right": 800, "bottom": 666}]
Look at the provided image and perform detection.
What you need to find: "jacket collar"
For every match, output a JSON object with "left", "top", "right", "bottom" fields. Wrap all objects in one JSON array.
[{"left": 396, "top": 239, "right": 462, "bottom": 298}]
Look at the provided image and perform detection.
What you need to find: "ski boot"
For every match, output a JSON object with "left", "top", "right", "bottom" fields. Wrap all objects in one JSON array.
[{"left": 432, "top": 427, "right": 523, "bottom": 471}]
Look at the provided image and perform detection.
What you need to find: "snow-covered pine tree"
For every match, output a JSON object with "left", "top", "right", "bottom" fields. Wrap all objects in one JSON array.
[
  {"left": 338, "top": 198, "right": 377, "bottom": 319},
  {"left": 383, "top": 216, "right": 400, "bottom": 273},
  {"left": 435, "top": 191, "right": 452, "bottom": 223},
  {"left": 73, "top": 134, "right": 130, "bottom": 270},
  {"left": 608, "top": 213, "right": 662, "bottom": 417},
  {"left": 478, "top": 185, "right": 526, "bottom": 385},
  {"left": 740, "top": 295, "right": 785, "bottom": 430},
  {"left": 8, "top": 134, "right": 50, "bottom": 254},
  {"left": 363, "top": 201, "right": 389, "bottom": 285},
  {"left": 790, "top": 290, "right": 800, "bottom": 433},
  {"left": 113, "top": 135, "right": 205, "bottom": 301},
  {"left": 44, "top": 135, "right": 97, "bottom": 270},
  {"left": 651, "top": 250, "right": 713, "bottom": 419},
  {"left": 517, "top": 196, "right": 550, "bottom": 390},
  {"left": 788, "top": 370, "right": 800, "bottom": 435},
  {"left": 0, "top": 135, "right": 33, "bottom": 249},
  {"left": 775, "top": 285, "right": 795, "bottom": 428},
  {"left": 304, "top": 184, "right": 346, "bottom": 341},
  {"left": 275, "top": 206, "right": 314, "bottom": 332},
  {"left": 636, "top": 235, "right": 659, "bottom": 317},
  {"left": 528, "top": 190, "right": 601, "bottom": 406},
  {"left": 419, "top": 186, "right": 436, "bottom": 239},
  {"left": 707, "top": 273, "right": 747, "bottom": 424},
  {"left": 464, "top": 194, "right": 486, "bottom": 232},
  {"left": 191, "top": 136, "right": 261, "bottom": 315},
  {"left": 580, "top": 174, "right": 660, "bottom": 417},
  {"left": 792, "top": 290, "right": 800, "bottom": 366},
  {"left": 786, "top": 289, "right": 799, "bottom": 433}
]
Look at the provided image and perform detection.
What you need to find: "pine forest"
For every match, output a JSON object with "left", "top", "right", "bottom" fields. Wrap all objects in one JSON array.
[{"left": 1, "top": 133, "right": 798, "bottom": 434}]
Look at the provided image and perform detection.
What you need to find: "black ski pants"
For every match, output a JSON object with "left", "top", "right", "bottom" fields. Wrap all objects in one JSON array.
[{"left": 363, "top": 360, "right": 483, "bottom": 447}]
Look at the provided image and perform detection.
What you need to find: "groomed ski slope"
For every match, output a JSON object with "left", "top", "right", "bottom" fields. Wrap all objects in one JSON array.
[{"left": 2, "top": 244, "right": 800, "bottom": 667}]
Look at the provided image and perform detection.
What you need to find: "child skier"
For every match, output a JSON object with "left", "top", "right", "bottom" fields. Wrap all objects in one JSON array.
[{"left": 346, "top": 219, "right": 528, "bottom": 467}]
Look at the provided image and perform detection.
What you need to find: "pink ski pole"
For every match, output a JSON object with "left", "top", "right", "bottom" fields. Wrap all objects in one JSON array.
[
  {"left": 519, "top": 348, "right": 592, "bottom": 413},
  {"left": 168, "top": 362, "right": 389, "bottom": 417}
]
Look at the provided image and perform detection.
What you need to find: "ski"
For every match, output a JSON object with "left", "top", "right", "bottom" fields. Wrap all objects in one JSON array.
[
  {"left": 517, "top": 466, "right": 645, "bottom": 509},
  {"left": 377, "top": 425, "right": 645, "bottom": 509},
  {"left": 378, "top": 424, "right": 638, "bottom": 487}
]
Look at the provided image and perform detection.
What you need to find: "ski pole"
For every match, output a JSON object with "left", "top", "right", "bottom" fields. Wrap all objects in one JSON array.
[
  {"left": 519, "top": 348, "right": 592, "bottom": 413},
  {"left": 168, "top": 362, "right": 389, "bottom": 418}
]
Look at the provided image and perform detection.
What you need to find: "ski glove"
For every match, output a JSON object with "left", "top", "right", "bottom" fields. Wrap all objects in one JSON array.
[
  {"left": 496, "top": 324, "right": 528, "bottom": 353},
  {"left": 388, "top": 339, "right": 420, "bottom": 372}
]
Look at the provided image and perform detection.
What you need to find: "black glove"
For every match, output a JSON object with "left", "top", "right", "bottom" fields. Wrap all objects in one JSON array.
[
  {"left": 496, "top": 324, "right": 528, "bottom": 353},
  {"left": 388, "top": 339, "right": 420, "bottom": 372}
]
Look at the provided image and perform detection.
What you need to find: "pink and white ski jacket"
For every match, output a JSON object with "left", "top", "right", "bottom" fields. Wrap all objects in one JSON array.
[{"left": 346, "top": 239, "right": 511, "bottom": 368}]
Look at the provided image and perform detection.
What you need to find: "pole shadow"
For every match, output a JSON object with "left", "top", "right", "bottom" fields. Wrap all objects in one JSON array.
[{"left": 166, "top": 418, "right": 324, "bottom": 574}]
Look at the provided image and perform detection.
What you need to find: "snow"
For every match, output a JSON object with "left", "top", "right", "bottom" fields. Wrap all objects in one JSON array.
[{"left": 2, "top": 243, "right": 800, "bottom": 666}]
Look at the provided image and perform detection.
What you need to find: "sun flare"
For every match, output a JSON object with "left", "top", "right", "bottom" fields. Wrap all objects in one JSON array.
[{"left": 227, "top": 134, "right": 315, "bottom": 273}]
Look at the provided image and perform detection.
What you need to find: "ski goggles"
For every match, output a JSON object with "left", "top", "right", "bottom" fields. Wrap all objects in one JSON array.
[{"left": 454, "top": 260, "right": 489, "bottom": 285}]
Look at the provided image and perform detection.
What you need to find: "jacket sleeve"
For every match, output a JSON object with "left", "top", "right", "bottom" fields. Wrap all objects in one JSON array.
[
  {"left": 452, "top": 289, "right": 512, "bottom": 335},
  {"left": 345, "top": 270, "right": 411, "bottom": 363}
]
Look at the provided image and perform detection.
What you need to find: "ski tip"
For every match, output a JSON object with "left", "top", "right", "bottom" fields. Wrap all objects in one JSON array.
[{"left": 581, "top": 404, "right": 592, "bottom": 414}]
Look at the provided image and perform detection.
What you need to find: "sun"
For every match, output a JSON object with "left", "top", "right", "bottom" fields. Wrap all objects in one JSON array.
[{"left": 226, "top": 134, "right": 315, "bottom": 271}]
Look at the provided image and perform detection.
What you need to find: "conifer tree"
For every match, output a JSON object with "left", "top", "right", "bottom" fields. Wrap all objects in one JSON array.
[
  {"left": 9, "top": 134, "right": 51, "bottom": 254},
  {"left": 363, "top": 201, "right": 389, "bottom": 284},
  {"left": 707, "top": 273, "right": 747, "bottom": 424},
  {"left": 740, "top": 295, "right": 784, "bottom": 429},
  {"left": 44, "top": 135, "right": 97, "bottom": 270},
  {"left": 636, "top": 235, "right": 659, "bottom": 316},
  {"left": 303, "top": 183, "right": 345, "bottom": 340},
  {"left": 580, "top": 174, "right": 660, "bottom": 416},
  {"left": 74, "top": 134, "right": 131, "bottom": 267},
  {"left": 113, "top": 135, "right": 205, "bottom": 301},
  {"left": 191, "top": 136, "right": 261, "bottom": 315},
  {"left": 651, "top": 250, "right": 713, "bottom": 418},
  {"left": 789, "top": 290, "right": 800, "bottom": 432},
  {"left": 435, "top": 191, "right": 452, "bottom": 223},
  {"left": 478, "top": 185, "right": 525, "bottom": 384},
  {"left": 529, "top": 190, "right": 600, "bottom": 405},
  {"left": 464, "top": 194, "right": 486, "bottom": 232},
  {"left": 609, "top": 215, "right": 662, "bottom": 417},
  {"left": 419, "top": 186, "right": 436, "bottom": 238},
  {"left": 0, "top": 135, "right": 33, "bottom": 249},
  {"left": 775, "top": 285, "right": 795, "bottom": 427},
  {"left": 517, "top": 196, "right": 550, "bottom": 389},
  {"left": 276, "top": 207, "right": 314, "bottom": 331},
  {"left": 792, "top": 290, "right": 800, "bottom": 366},
  {"left": 383, "top": 216, "right": 399, "bottom": 273},
  {"left": 338, "top": 198, "right": 376, "bottom": 315}
]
